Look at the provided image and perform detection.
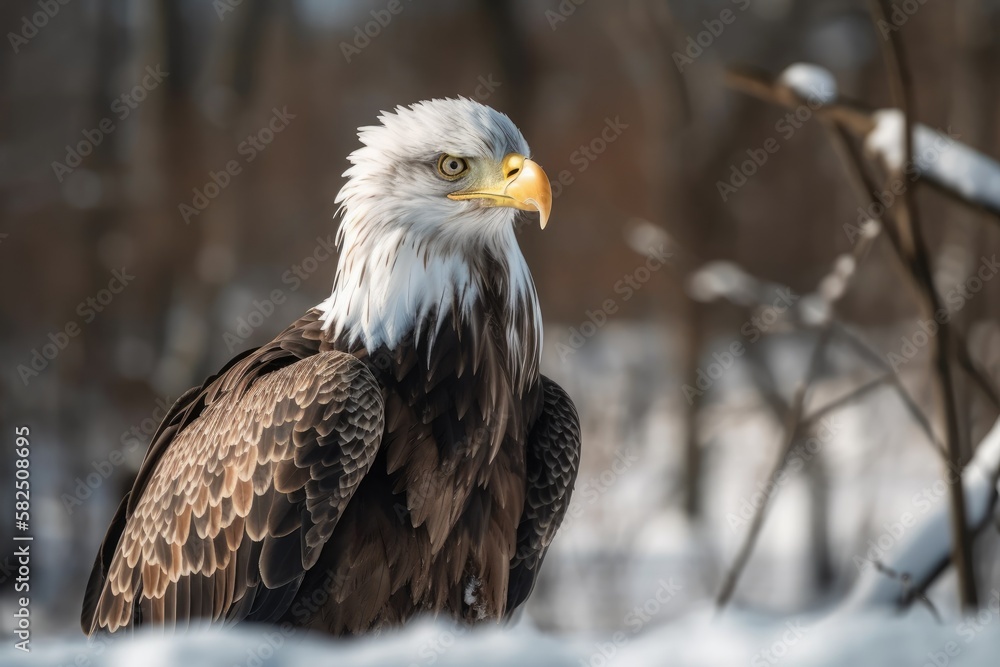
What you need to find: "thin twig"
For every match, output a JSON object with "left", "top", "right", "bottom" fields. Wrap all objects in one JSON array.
[
  {"left": 899, "top": 443, "right": 1000, "bottom": 610},
  {"left": 869, "top": 0, "right": 978, "bottom": 609},
  {"left": 726, "top": 66, "right": 1000, "bottom": 224},
  {"left": 897, "top": 489, "right": 999, "bottom": 611},
  {"left": 715, "top": 326, "right": 834, "bottom": 610},
  {"left": 726, "top": 70, "right": 1000, "bottom": 411},
  {"left": 953, "top": 324, "right": 1000, "bottom": 412},
  {"left": 828, "top": 122, "right": 1000, "bottom": 417},
  {"left": 801, "top": 374, "right": 889, "bottom": 427},
  {"left": 724, "top": 67, "right": 875, "bottom": 136},
  {"left": 834, "top": 322, "right": 946, "bottom": 457},
  {"left": 871, "top": 562, "right": 943, "bottom": 623},
  {"left": 724, "top": 47, "right": 997, "bottom": 609},
  {"left": 921, "top": 177, "right": 1000, "bottom": 221},
  {"left": 825, "top": 126, "right": 912, "bottom": 283}
]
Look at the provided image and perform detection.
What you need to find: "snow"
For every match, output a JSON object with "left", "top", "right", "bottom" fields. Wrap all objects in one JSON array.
[
  {"left": 777, "top": 63, "right": 838, "bottom": 105},
  {"left": 843, "top": 416, "right": 1000, "bottom": 610},
  {"left": 6, "top": 609, "right": 1000, "bottom": 667},
  {"left": 863, "top": 109, "right": 1000, "bottom": 214},
  {"left": 917, "top": 126, "right": 1000, "bottom": 214},
  {"left": 776, "top": 62, "right": 1000, "bottom": 214},
  {"left": 864, "top": 109, "right": 906, "bottom": 171},
  {"left": 624, "top": 218, "right": 672, "bottom": 258},
  {"left": 817, "top": 254, "right": 856, "bottom": 305}
]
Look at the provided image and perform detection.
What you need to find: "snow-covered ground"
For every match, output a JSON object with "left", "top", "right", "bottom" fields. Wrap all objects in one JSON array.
[{"left": 5, "top": 607, "right": 1000, "bottom": 667}]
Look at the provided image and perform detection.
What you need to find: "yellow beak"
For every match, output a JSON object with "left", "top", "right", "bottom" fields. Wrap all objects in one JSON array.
[{"left": 447, "top": 154, "right": 553, "bottom": 229}]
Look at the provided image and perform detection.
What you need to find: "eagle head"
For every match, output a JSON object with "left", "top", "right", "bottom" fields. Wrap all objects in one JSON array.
[
  {"left": 336, "top": 97, "right": 551, "bottom": 239},
  {"left": 322, "top": 98, "right": 548, "bottom": 379}
]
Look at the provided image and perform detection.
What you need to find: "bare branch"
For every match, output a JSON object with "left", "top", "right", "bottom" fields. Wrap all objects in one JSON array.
[
  {"left": 802, "top": 374, "right": 889, "bottom": 427},
  {"left": 715, "top": 326, "right": 834, "bottom": 611},
  {"left": 725, "top": 67, "right": 1000, "bottom": 223},
  {"left": 833, "top": 323, "right": 945, "bottom": 457},
  {"left": 869, "top": 0, "right": 977, "bottom": 609}
]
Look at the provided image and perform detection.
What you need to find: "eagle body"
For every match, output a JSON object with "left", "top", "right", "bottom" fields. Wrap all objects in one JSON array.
[{"left": 83, "top": 99, "right": 581, "bottom": 636}]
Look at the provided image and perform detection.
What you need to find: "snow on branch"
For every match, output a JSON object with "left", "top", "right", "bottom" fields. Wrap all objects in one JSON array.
[
  {"left": 728, "top": 63, "right": 1000, "bottom": 220},
  {"left": 776, "top": 62, "right": 839, "bottom": 106},
  {"left": 686, "top": 218, "right": 879, "bottom": 326},
  {"left": 842, "top": 415, "right": 1000, "bottom": 611},
  {"left": 864, "top": 109, "right": 1000, "bottom": 217}
]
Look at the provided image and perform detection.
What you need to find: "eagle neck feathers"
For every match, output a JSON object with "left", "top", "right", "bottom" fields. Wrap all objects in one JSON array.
[{"left": 319, "top": 219, "right": 542, "bottom": 395}]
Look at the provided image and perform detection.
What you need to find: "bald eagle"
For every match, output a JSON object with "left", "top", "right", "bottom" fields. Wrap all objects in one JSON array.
[{"left": 82, "top": 98, "right": 581, "bottom": 635}]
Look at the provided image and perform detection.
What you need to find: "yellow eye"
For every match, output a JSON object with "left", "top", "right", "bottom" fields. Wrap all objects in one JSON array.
[{"left": 437, "top": 154, "right": 469, "bottom": 179}]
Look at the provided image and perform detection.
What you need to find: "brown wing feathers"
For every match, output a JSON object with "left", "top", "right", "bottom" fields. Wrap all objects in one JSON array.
[{"left": 84, "top": 349, "right": 384, "bottom": 634}]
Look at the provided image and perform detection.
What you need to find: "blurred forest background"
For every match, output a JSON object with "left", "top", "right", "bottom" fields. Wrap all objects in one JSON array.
[{"left": 3, "top": 0, "right": 1000, "bottom": 644}]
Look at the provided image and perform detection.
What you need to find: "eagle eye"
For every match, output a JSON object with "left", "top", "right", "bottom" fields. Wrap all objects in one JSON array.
[{"left": 436, "top": 154, "right": 469, "bottom": 180}]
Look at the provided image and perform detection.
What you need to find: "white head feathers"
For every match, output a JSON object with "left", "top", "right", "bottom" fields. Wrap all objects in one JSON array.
[{"left": 319, "top": 98, "right": 543, "bottom": 374}]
